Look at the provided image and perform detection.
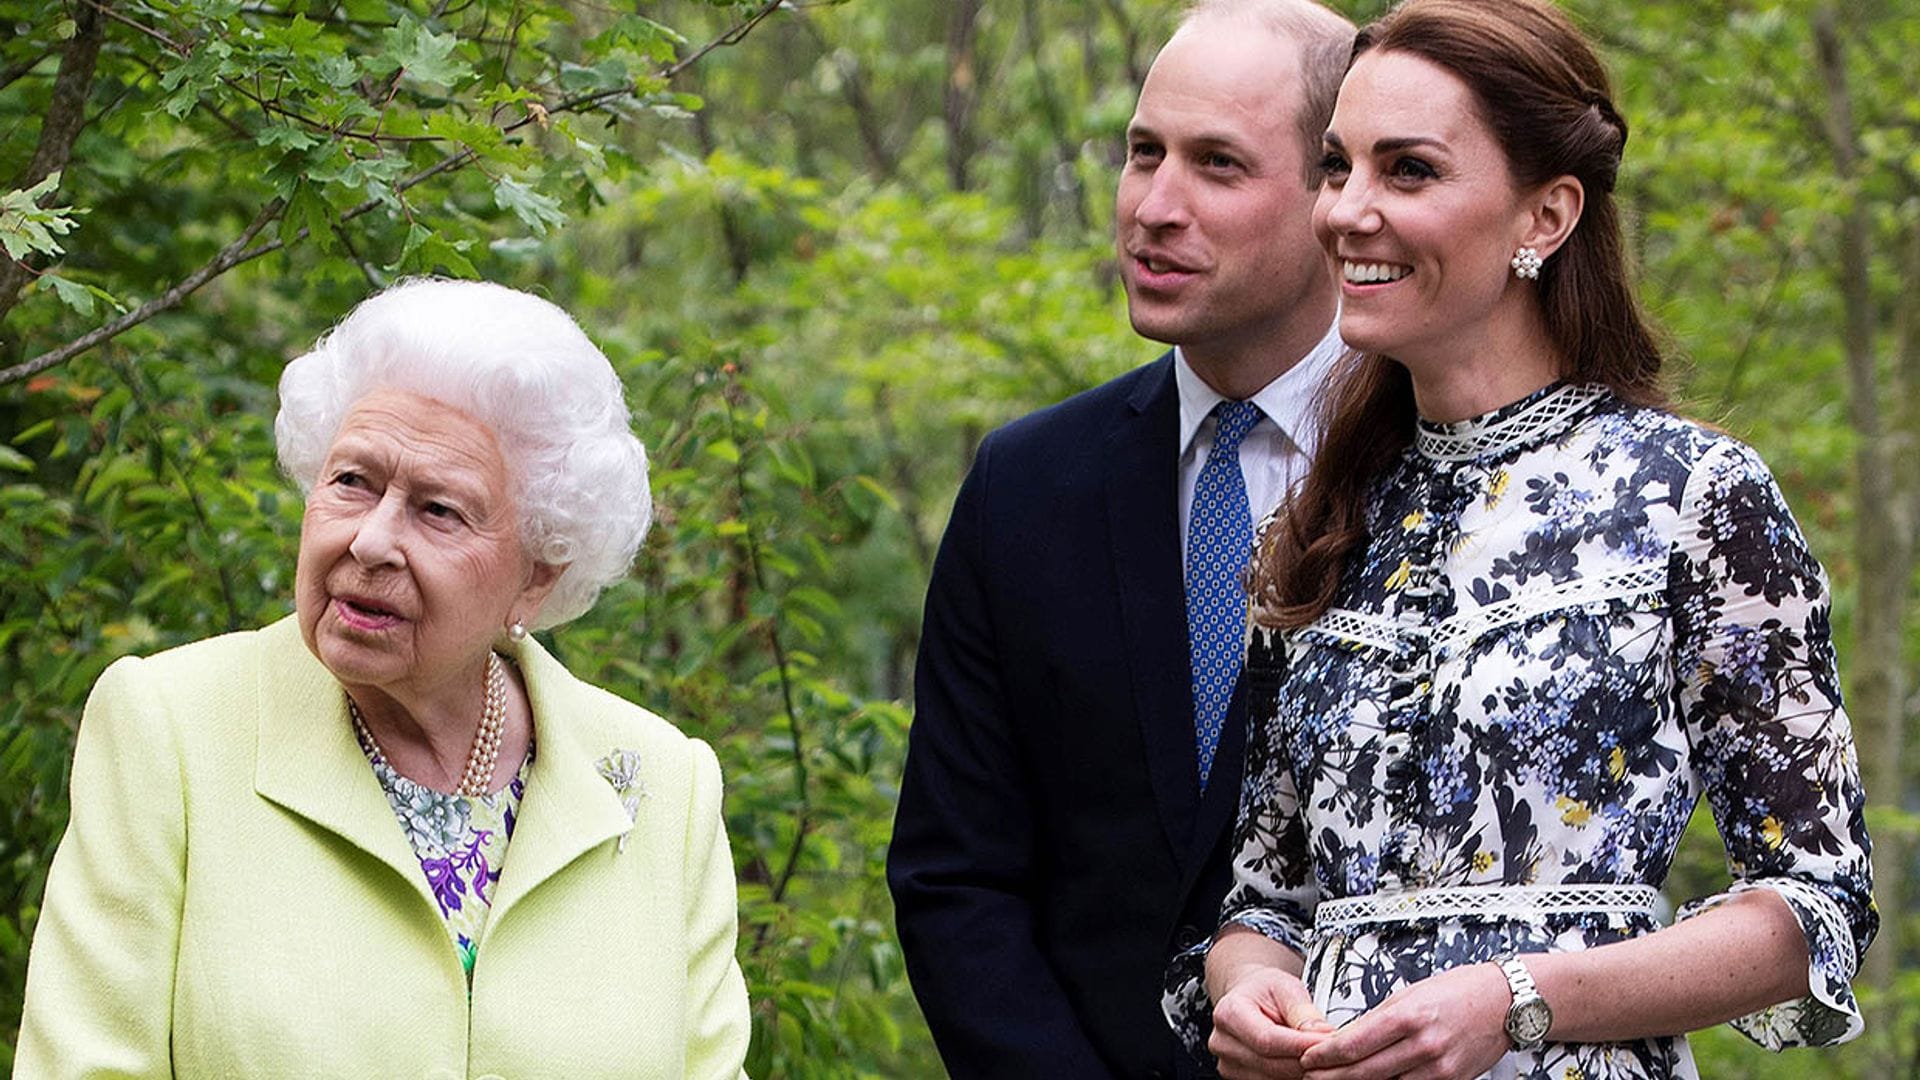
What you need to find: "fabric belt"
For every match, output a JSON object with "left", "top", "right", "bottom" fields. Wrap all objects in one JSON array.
[{"left": 1312, "top": 883, "right": 1660, "bottom": 933}]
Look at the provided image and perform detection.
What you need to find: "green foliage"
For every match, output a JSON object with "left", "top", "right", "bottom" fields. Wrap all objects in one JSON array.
[
  {"left": 4, "top": 0, "right": 1919, "bottom": 1075},
  {"left": 0, "top": 174, "right": 81, "bottom": 262},
  {"left": 0, "top": 352, "right": 298, "bottom": 1070}
]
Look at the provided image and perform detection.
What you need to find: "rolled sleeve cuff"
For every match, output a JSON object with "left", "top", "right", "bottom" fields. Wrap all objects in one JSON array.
[{"left": 1677, "top": 878, "right": 1865, "bottom": 1049}]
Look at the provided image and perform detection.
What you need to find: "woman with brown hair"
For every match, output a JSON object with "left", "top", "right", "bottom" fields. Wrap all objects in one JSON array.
[{"left": 1162, "top": 1, "right": 1874, "bottom": 1077}]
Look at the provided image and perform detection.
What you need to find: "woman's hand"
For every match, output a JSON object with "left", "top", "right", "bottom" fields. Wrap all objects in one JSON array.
[
  {"left": 1209, "top": 966, "right": 1335, "bottom": 1079},
  {"left": 1296, "top": 961, "right": 1511, "bottom": 1080}
]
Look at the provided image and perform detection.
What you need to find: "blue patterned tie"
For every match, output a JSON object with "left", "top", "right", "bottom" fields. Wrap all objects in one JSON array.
[{"left": 1186, "top": 400, "right": 1262, "bottom": 788}]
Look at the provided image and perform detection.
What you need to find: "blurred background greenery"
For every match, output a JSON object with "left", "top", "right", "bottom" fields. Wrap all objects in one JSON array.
[{"left": 2, "top": 0, "right": 1916, "bottom": 1075}]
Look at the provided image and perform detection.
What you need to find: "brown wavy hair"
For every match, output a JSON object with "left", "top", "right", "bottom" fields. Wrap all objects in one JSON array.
[{"left": 1249, "top": 0, "right": 1669, "bottom": 629}]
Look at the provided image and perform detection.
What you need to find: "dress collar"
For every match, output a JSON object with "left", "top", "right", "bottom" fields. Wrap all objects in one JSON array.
[{"left": 1414, "top": 382, "right": 1611, "bottom": 463}]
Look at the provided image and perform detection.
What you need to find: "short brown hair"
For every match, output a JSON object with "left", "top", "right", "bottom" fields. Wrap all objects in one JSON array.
[{"left": 1178, "top": 0, "right": 1356, "bottom": 186}]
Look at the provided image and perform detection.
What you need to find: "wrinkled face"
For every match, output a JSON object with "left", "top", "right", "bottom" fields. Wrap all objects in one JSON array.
[
  {"left": 295, "top": 389, "right": 556, "bottom": 700},
  {"left": 1114, "top": 19, "right": 1326, "bottom": 367},
  {"left": 1312, "top": 50, "right": 1535, "bottom": 368}
]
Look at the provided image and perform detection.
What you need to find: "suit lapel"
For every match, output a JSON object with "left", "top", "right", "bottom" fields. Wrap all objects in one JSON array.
[
  {"left": 1105, "top": 354, "right": 1202, "bottom": 864},
  {"left": 484, "top": 635, "right": 637, "bottom": 928},
  {"left": 251, "top": 617, "right": 436, "bottom": 910}
]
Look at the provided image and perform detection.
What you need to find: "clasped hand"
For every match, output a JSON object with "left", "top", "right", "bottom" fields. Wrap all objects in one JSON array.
[{"left": 1211, "top": 963, "right": 1511, "bottom": 1080}]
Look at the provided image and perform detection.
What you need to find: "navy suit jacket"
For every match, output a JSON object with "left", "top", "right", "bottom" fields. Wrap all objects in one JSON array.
[{"left": 889, "top": 355, "right": 1247, "bottom": 1079}]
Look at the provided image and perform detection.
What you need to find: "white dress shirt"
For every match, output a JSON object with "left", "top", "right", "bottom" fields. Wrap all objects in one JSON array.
[{"left": 1175, "top": 321, "right": 1349, "bottom": 568}]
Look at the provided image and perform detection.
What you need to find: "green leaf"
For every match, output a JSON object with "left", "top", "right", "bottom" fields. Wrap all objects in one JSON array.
[
  {"left": 0, "top": 173, "right": 81, "bottom": 261},
  {"left": 559, "top": 58, "right": 634, "bottom": 93},
  {"left": 281, "top": 184, "right": 332, "bottom": 249},
  {"left": 424, "top": 112, "right": 506, "bottom": 157},
  {"left": 491, "top": 177, "right": 567, "bottom": 235},
  {"left": 380, "top": 20, "right": 473, "bottom": 88},
  {"left": 257, "top": 13, "right": 326, "bottom": 55},
  {"left": 40, "top": 274, "right": 94, "bottom": 317},
  {"left": 254, "top": 124, "right": 320, "bottom": 152},
  {"left": 412, "top": 234, "right": 478, "bottom": 277}
]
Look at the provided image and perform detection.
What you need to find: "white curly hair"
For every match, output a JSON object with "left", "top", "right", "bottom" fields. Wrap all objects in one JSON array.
[{"left": 275, "top": 278, "right": 651, "bottom": 630}]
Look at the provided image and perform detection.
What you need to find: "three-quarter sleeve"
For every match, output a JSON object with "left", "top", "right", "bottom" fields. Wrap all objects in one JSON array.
[
  {"left": 681, "top": 739, "right": 753, "bottom": 1079},
  {"left": 1162, "top": 625, "right": 1320, "bottom": 1057},
  {"left": 16, "top": 657, "right": 186, "bottom": 1079},
  {"left": 1668, "top": 439, "right": 1876, "bottom": 1049}
]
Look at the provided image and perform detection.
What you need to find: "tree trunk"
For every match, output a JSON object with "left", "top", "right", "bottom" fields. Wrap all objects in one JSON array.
[
  {"left": 943, "top": 0, "right": 981, "bottom": 192},
  {"left": 1812, "top": 12, "right": 1914, "bottom": 1050},
  {"left": 0, "top": 0, "right": 108, "bottom": 322}
]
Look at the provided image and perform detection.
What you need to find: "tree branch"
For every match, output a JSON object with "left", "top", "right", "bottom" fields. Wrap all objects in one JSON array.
[
  {"left": 872, "top": 384, "right": 934, "bottom": 572},
  {"left": 943, "top": 0, "right": 982, "bottom": 192},
  {"left": 0, "top": 0, "right": 108, "bottom": 321},
  {"left": 77, "top": 0, "right": 187, "bottom": 58},
  {"left": 1, "top": 0, "right": 788, "bottom": 386},
  {"left": 331, "top": 222, "right": 381, "bottom": 289},
  {"left": 0, "top": 199, "right": 284, "bottom": 386},
  {"left": 1714, "top": 240, "right": 1797, "bottom": 409},
  {"left": 718, "top": 381, "right": 813, "bottom": 913},
  {"left": 791, "top": 12, "right": 901, "bottom": 184},
  {"left": 1020, "top": 0, "right": 1091, "bottom": 233},
  {"left": 0, "top": 46, "right": 57, "bottom": 94},
  {"left": 1097, "top": 0, "right": 1146, "bottom": 91},
  {"left": 112, "top": 357, "right": 245, "bottom": 630}
]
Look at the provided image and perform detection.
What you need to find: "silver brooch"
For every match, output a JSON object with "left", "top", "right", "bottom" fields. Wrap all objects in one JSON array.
[{"left": 595, "top": 749, "right": 645, "bottom": 852}]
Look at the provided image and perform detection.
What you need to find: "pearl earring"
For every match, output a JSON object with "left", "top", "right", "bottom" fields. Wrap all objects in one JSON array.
[
  {"left": 1511, "top": 246, "right": 1543, "bottom": 280},
  {"left": 508, "top": 621, "right": 527, "bottom": 641}
]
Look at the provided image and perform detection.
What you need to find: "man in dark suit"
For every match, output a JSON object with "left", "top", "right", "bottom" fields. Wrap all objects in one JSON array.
[{"left": 888, "top": 2, "right": 1355, "bottom": 1076}]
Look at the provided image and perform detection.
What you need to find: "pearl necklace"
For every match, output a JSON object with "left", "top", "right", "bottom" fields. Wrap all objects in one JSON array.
[{"left": 348, "top": 652, "right": 508, "bottom": 797}]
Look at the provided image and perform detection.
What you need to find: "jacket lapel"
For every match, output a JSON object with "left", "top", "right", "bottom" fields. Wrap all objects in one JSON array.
[
  {"left": 251, "top": 617, "right": 435, "bottom": 909},
  {"left": 251, "top": 618, "right": 632, "bottom": 928},
  {"left": 1105, "top": 355, "right": 1202, "bottom": 864},
  {"left": 483, "top": 635, "right": 637, "bottom": 928}
]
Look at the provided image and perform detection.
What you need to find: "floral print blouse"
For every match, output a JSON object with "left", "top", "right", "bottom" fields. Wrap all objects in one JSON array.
[
  {"left": 360, "top": 737, "right": 534, "bottom": 982},
  {"left": 1164, "top": 383, "right": 1875, "bottom": 1079}
]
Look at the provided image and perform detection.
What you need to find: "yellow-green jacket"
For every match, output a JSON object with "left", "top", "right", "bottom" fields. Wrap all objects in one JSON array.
[{"left": 16, "top": 616, "right": 751, "bottom": 1079}]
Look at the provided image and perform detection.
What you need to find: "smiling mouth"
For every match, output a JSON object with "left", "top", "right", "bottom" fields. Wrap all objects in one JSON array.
[{"left": 1343, "top": 260, "right": 1412, "bottom": 284}]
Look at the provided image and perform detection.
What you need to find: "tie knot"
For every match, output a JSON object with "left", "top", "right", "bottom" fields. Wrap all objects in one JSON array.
[{"left": 1212, "top": 400, "right": 1262, "bottom": 452}]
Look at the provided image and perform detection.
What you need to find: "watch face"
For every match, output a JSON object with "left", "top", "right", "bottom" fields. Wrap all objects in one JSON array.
[{"left": 1510, "top": 998, "right": 1552, "bottom": 1045}]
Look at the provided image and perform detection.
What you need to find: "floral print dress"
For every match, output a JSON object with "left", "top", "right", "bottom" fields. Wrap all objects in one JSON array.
[
  {"left": 1164, "top": 383, "right": 1875, "bottom": 1079},
  {"left": 359, "top": 735, "right": 534, "bottom": 983}
]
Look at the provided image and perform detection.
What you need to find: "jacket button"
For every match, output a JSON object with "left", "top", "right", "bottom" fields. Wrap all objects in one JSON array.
[{"left": 1175, "top": 923, "right": 1203, "bottom": 949}]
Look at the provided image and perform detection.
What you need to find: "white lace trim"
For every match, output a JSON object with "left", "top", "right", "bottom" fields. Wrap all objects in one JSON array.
[
  {"left": 1416, "top": 384, "right": 1610, "bottom": 462},
  {"left": 1431, "top": 562, "right": 1667, "bottom": 658},
  {"left": 1313, "top": 882, "right": 1660, "bottom": 932},
  {"left": 1297, "top": 562, "right": 1667, "bottom": 658},
  {"left": 1300, "top": 608, "right": 1403, "bottom": 653}
]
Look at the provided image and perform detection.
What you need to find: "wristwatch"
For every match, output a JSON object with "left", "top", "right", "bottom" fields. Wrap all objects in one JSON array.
[{"left": 1497, "top": 955, "right": 1553, "bottom": 1051}]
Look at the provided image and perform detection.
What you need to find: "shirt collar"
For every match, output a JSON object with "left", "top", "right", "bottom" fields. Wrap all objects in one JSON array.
[{"left": 1174, "top": 318, "right": 1349, "bottom": 459}]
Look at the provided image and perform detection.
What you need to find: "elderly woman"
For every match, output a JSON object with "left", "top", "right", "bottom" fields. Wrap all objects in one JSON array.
[{"left": 16, "top": 279, "right": 751, "bottom": 1078}]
